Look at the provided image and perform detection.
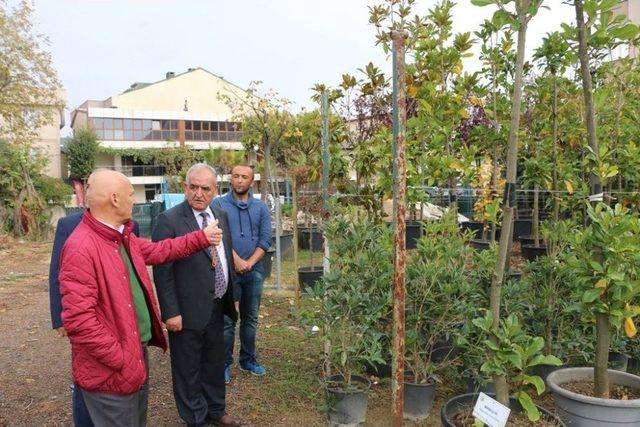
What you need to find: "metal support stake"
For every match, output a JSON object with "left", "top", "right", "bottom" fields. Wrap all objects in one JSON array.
[{"left": 391, "top": 29, "right": 408, "bottom": 427}]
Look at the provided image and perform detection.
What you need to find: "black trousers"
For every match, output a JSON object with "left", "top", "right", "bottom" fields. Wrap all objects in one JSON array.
[{"left": 169, "top": 299, "right": 226, "bottom": 427}]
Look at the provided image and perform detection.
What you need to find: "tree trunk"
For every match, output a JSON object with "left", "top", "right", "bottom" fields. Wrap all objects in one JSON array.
[
  {"left": 489, "top": 4, "right": 530, "bottom": 406},
  {"left": 13, "top": 186, "right": 28, "bottom": 237},
  {"left": 552, "top": 77, "right": 560, "bottom": 221},
  {"left": 533, "top": 185, "right": 540, "bottom": 246},
  {"left": 291, "top": 176, "right": 300, "bottom": 305},
  {"left": 261, "top": 136, "right": 271, "bottom": 202},
  {"left": 575, "top": 0, "right": 606, "bottom": 398}
]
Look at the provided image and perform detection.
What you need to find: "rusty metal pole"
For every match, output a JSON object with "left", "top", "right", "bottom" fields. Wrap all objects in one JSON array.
[{"left": 391, "top": 29, "right": 408, "bottom": 427}]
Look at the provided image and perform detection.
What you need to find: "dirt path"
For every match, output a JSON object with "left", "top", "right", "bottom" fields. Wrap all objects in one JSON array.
[{"left": 0, "top": 236, "right": 450, "bottom": 426}]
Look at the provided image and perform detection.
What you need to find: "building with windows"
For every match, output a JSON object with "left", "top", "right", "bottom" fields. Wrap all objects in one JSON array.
[
  {"left": 613, "top": 0, "right": 639, "bottom": 58},
  {"left": 70, "top": 67, "right": 248, "bottom": 202}
]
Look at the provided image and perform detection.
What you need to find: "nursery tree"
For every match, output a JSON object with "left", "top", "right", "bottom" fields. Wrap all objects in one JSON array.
[
  {"left": 566, "top": 0, "right": 639, "bottom": 398},
  {"left": 471, "top": 0, "right": 546, "bottom": 406}
]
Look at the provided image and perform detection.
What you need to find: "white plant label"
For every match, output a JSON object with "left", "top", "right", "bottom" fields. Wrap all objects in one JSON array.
[{"left": 472, "top": 392, "right": 511, "bottom": 427}]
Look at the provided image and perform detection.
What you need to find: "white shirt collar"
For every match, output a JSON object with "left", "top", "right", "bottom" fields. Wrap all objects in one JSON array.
[{"left": 98, "top": 219, "right": 125, "bottom": 234}]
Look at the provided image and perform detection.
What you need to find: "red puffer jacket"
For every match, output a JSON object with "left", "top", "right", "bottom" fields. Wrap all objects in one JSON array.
[{"left": 60, "top": 211, "right": 210, "bottom": 395}]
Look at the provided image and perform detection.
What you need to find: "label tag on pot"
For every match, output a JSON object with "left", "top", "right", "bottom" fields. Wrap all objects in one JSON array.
[{"left": 472, "top": 392, "right": 511, "bottom": 427}]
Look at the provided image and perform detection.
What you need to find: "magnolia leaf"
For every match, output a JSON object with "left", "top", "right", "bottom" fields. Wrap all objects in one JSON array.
[
  {"left": 624, "top": 317, "right": 637, "bottom": 338},
  {"left": 518, "top": 391, "right": 541, "bottom": 421},
  {"left": 523, "top": 374, "right": 545, "bottom": 395},
  {"left": 610, "top": 24, "right": 639, "bottom": 41},
  {"left": 564, "top": 180, "right": 574, "bottom": 194},
  {"left": 595, "top": 278, "right": 608, "bottom": 289},
  {"left": 471, "top": 0, "right": 494, "bottom": 6},
  {"left": 529, "top": 354, "right": 563, "bottom": 368},
  {"left": 583, "top": 288, "right": 603, "bottom": 303}
]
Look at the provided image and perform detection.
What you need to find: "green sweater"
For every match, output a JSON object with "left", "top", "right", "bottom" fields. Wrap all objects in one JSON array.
[{"left": 120, "top": 245, "right": 152, "bottom": 343}]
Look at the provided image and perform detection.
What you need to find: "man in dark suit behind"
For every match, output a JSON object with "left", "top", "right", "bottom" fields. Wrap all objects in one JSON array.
[
  {"left": 50, "top": 210, "right": 139, "bottom": 426},
  {"left": 152, "top": 163, "right": 242, "bottom": 427}
]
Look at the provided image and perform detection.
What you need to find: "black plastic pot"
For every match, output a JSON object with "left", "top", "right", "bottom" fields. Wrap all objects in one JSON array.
[
  {"left": 465, "top": 378, "right": 496, "bottom": 395},
  {"left": 521, "top": 244, "right": 547, "bottom": 261},
  {"left": 298, "top": 266, "right": 323, "bottom": 292},
  {"left": 519, "top": 234, "right": 545, "bottom": 247},
  {"left": 628, "top": 358, "right": 640, "bottom": 376},
  {"left": 431, "top": 338, "right": 459, "bottom": 363},
  {"left": 513, "top": 219, "right": 532, "bottom": 241},
  {"left": 469, "top": 239, "right": 491, "bottom": 251},
  {"left": 262, "top": 249, "right": 275, "bottom": 278},
  {"left": 364, "top": 360, "right": 392, "bottom": 378},
  {"left": 460, "top": 221, "right": 484, "bottom": 238},
  {"left": 508, "top": 270, "right": 523, "bottom": 281},
  {"left": 404, "top": 375, "right": 436, "bottom": 421},
  {"left": 299, "top": 228, "right": 323, "bottom": 252},
  {"left": 441, "top": 392, "right": 566, "bottom": 427},
  {"left": 271, "top": 232, "right": 293, "bottom": 260},
  {"left": 326, "top": 374, "right": 370, "bottom": 425},
  {"left": 610, "top": 351, "right": 630, "bottom": 372},
  {"left": 406, "top": 221, "right": 423, "bottom": 249}
]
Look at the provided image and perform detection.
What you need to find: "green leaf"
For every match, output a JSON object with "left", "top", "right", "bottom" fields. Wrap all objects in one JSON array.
[
  {"left": 523, "top": 375, "right": 546, "bottom": 395},
  {"left": 504, "top": 352, "right": 523, "bottom": 370},
  {"left": 583, "top": 288, "right": 602, "bottom": 303},
  {"left": 471, "top": 0, "right": 495, "bottom": 6},
  {"left": 529, "top": 354, "right": 563, "bottom": 367},
  {"left": 610, "top": 24, "right": 639, "bottom": 41},
  {"left": 518, "top": 391, "right": 541, "bottom": 421}
]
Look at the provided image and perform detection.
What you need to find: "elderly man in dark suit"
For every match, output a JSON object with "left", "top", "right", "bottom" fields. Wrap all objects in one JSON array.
[{"left": 152, "top": 163, "right": 242, "bottom": 427}]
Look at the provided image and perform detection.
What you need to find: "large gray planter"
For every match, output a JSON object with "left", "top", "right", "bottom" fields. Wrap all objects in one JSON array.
[{"left": 547, "top": 367, "right": 640, "bottom": 426}]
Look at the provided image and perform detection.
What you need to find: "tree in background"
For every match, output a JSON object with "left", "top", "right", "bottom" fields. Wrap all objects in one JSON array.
[
  {"left": 219, "top": 81, "right": 292, "bottom": 201},
  {"left": 0, "top": 0, "right": 68, "bottom": 236},
  {"left": 67, "top": 127, "right": 99, "bottom": 182}
]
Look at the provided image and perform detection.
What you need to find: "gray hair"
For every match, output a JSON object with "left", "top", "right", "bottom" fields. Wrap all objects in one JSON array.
[{"left": 185, "top": 163, "right": 217, "bottom": 185}]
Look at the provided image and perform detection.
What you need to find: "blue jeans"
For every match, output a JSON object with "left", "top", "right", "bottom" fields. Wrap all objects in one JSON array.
[{"left": 224, "top": 269, "right": 264, "bottom": 366}]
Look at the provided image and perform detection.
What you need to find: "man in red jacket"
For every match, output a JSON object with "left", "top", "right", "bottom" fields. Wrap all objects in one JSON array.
[{"left": 59, "top": 170, "right": 223, "bottom": 427}]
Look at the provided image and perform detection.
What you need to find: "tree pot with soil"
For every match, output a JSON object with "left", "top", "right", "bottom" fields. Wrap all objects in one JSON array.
[
  {"left": 262, "top": 248, "right": 275, "bottom": 278},
  {"left": 272, "top": 231, "right": 294, "bottom": 260},
  {"left": 405, "top": 220, "right": 423, "bottom": 249},
  {"left": 297, "top": 266, "right": 323, "bottom": 293},
  {"left": 469, "top": 238, "right": 492, "bottom": 251},
  {"left": 521, "top": 243, "right": 547, "bottom": 261},
  {"left": 440, "top": 392, "right": 566, "bottom": 426},
  {"left": 404, "top": 373, "right": 436, "bottom": 422},
  {"left": 326, "top": 374, "right": 371, "bottom": 426},
  {"left": 513, "top": 218, "right": 532, "bottom": 241},
  {"left": 519, "top": 234, "right": 546, "bottom": 247},
  {"left": 299, "top": 227, "right": 323, "bottom": 251},
  {"left": 547, "top": 367, "right": 640, "bottom": 426},
  {"left": 564, "top": 204, "right": 640, "bottom": 410}
]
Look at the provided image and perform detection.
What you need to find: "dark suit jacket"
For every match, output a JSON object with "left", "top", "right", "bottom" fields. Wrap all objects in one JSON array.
[
  {"left": 49, "top": 212, "right": 139, "bottom": 329},
  {"left": 152, "top": 201, "right": 238, "bottom": 330}
]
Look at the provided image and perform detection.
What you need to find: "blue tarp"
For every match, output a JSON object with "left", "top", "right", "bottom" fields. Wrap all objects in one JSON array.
[{"left": 161, "top": 193, "right": 185, "bottom": 209}]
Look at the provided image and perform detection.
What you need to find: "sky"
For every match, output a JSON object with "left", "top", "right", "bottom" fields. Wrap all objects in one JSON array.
[{"left": 29, "top": 0, "right": 577, "bottom": 136}]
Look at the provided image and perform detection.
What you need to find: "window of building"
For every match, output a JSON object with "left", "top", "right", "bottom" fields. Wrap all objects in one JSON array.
[
  {"left": 183, "top": 120, "right": 242, "bottom": 142},
  {"left": 89, "top": 118, "right": 241, "bottom": 142}
]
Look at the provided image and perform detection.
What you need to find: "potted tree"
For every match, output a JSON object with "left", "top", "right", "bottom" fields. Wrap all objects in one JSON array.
[
  {"left": 404, "top": 212, "right": 481, "bottom": 420},
  {"left": 304, "top": 207, "right": 393, "bottom": 425},
  {"left": 547, "top": 203, "right": 640, "bottom": 425},
  {"left": 442, "top": 312, "right": 565, "bottom": 425}
]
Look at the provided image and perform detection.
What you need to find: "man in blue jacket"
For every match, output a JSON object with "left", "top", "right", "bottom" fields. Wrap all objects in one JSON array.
[
  {"left": 49, "top": 198, "right": 139, "bottom": 426},
  {"left": 212, "top": 165, "right": 272, "bottom": 384}
]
